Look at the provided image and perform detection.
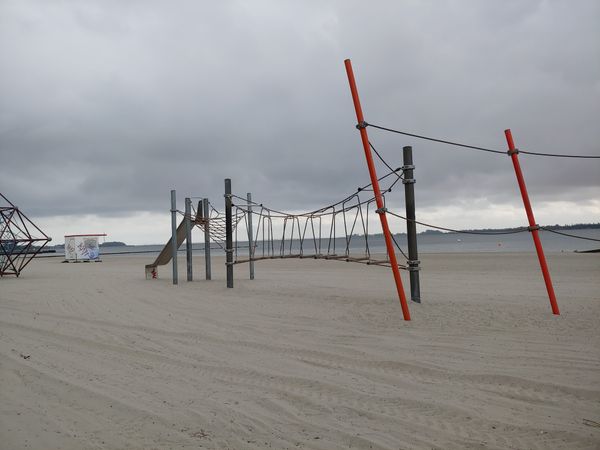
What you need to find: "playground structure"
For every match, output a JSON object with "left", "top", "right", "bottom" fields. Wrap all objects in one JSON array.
[
  {"left": 0, "top": 193, "right": 51, "bottom": 277},
  {"left": 144, "top": 196, "right": 246, "bottom": 282},
  {"left": 145, "top": 161, "right": 421, "bottom": 295},
  {"left": 145, "top": 59, "right": 600, "bottom": 320}
]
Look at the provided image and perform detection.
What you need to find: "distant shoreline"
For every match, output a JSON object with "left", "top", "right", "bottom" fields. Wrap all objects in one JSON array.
[{"left": 43, "top": 223, "right": 600, "bottom": 249}]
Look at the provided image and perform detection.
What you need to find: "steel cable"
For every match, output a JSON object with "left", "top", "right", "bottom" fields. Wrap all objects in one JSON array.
[
  {"left": 366, "top": 122, "right": 600, "bottom": 159},
  {"left": 539, "top": 227, "right": 600, "bottom": 243},
  {"left": 385, "top": 210, "right": 529, "bottom": 235}
]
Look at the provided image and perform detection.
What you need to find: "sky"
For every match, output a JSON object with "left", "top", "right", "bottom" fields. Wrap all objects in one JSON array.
[{"left": 1, "top": 0, "right": 599, "bottom": 245}]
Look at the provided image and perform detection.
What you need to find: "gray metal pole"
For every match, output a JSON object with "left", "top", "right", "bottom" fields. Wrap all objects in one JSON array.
[
  {"left": 202, "top": 198, "right": 211, "bottom": 280},
  {"left": 170, "top": 189, "right": 178, "bottom": 285},
  {"left": 224, "top": 179, "right": 233, "bottom": 288},
  {"left": 246, "top": 192, "right": 255, "bottom": 280},
  {"left": 185, "top": 197, "right": 193, "bottom": 282},
  {"left": 403, "top": 146, "right": 420, "bottom": 303}
]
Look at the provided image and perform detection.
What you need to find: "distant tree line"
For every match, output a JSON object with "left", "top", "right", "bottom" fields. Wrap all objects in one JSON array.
[
  {"left": 99, "top": 241, "right": 126, "bottom": 247},
  {"left": 361, "top": 222, "right": 600, "bottom": 238},
  {"left": 458, "top": 223, "right": 600, "bottom": 233},
  {"left": 49, "top": 241, "right": 127, "bottom": 249}
]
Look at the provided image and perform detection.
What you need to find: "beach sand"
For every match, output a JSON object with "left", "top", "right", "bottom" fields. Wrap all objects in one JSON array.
[{"left": 1, "top": 252, "right": 599, "bottom": 449}]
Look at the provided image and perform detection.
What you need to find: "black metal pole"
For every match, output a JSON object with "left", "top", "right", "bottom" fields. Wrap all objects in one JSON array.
[
  {"left": 247, "top": 192, "right": 255, "bottom": 280},
  {"left": 225, "top": 179, "right": 233, "bottom": 288},
  {"left": 403, "top": 146, "right": 421, "bottom": 303},
  {"left": 170, "top": 189, "right": 178, "bottom": 285},
  {"left": 185, "top": 197, "right": 193, "bottom": 281},
  {"left": 201, "top": 198, "right": 211, "bottom": 280}
]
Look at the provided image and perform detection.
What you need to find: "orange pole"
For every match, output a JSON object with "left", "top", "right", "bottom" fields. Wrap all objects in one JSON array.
[
  {"left": 504, "top": 129, "right": 560, "bottom": 315},
  {"left": 344, "top": 59, "right": 411, "bottom": 321}
]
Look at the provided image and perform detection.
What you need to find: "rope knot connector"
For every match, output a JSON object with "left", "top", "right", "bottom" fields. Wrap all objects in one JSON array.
[
  {"left": 528, "top": 224, "right": 540, "bottom": 232},
  {"left": 375, "top": 207, "right": 388, "bottom": 214},
  {"left": 356, "top": 121, "right": 369, "bottom": 130},
  {"left": 507, "top": 148, "right": 519, "bottom": 156}
]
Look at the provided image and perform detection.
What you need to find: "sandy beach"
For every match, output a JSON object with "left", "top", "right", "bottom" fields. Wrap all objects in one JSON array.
[{"left": 1, "top": 252, "right": 599, "bottom": 449}]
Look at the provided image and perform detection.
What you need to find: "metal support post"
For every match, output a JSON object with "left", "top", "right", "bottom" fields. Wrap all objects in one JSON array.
[
  {"left": 185, "top": 197, "right": 193, "bottom": 282},
  {"left": 504, "top": 129, "right": 559, "bottom": 315},
  {"left": 344, "top": 59, "right": 411, "bottom": 320},
  {"left": 202, "top": 198, "right": 211, "bottom": 280},
  {"left": 170, "top": 189, "right": 178, "bottom": 285},
  {"left": 225, "top": 179, "right": 234, "bottom": 288},
  {"left": 402, "top": 146, "right": 421, "bottom": 303},
  {"left": 247, "top": 192, "right": 255, "bottom": 280}
]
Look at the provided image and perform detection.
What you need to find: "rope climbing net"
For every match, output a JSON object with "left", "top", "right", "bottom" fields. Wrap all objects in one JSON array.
[
  {"left": 228, "top": 165, "right": 410, "bottom": 270},
  {"left": 187, "top": 202, "right": 244, "bottom": 251},
  {"left": 176, "top": 165, "right": 414, "bottom": 269}
]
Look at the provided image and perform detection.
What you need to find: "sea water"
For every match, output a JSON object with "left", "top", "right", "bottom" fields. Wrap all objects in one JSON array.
[{"left": 44, "top": 227, "right": 599, "bottom": 258}]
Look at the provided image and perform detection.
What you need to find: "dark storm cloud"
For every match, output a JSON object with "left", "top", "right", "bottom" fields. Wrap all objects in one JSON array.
[{"left": 1, "top": 0, "right": 599, "bottom": 224}]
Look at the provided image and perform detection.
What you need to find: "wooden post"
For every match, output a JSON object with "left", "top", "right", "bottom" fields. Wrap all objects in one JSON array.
[
  {"left": 225, "top": 179, "right": 233, "bottom": 288},
  {"left": 170, "top": 189, "right": 178, "bottom": 285},
  {"left": 403, "top": 146, "right": 421, "bottom": 303},
  {"left": 202, "top": 198, "right": 212, "bottom": 280},
  {"left": 185, "top": 197, "right": 193, "bottom": 282},
  {"left": 247, "top": 192, "right": 255, "bottom": 280}
]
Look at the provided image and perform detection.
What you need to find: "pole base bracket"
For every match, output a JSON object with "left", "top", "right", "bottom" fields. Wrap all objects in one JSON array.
[{"left": 407, "top": 260, "right": 420, "bottom": 271}]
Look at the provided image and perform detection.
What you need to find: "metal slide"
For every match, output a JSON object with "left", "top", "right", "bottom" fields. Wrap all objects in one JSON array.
[{"left": 145, "top": 219, "right": 188, "bottom": 277}]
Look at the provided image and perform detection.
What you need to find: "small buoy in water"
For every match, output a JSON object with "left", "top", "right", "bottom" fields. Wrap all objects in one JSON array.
[{"left": 457, "top": 238, "right": 462, "bottom": 242}]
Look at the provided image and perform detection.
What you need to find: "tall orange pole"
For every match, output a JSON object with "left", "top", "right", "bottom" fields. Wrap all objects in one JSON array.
[
  {"left": 504, "top": 129, "right": 560, "bottom": 315},
  {"left": 344, "top": 59, "right": 411, "bottom": 321}
]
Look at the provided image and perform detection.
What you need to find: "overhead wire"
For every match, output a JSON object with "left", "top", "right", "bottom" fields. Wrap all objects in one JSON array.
[
  {"left": 365, "top": 132, "right": 600, "bottom": 243},
  {"left": 539, "top": 227, "right": 600, "bottom": 243},
  {"left": 365, "top": 122, "right": 600, "bottom": 159},
  {"left": 385, "top": 210, "right": 529, "bottom": 235}
]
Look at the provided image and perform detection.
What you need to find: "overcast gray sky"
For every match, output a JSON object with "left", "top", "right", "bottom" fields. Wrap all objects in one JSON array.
[{"left": 1, "top": 0, "right": 599, "bottom": 244}]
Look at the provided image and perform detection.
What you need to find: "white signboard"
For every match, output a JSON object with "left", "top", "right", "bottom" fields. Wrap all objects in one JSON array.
[{"left": 64, "top": 235, "right": 101, "bottom": 261}]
